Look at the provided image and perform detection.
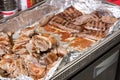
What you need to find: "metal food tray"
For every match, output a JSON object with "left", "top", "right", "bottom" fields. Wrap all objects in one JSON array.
[{"left": 0, "top": 0, "right": 120, "bottom": 80}]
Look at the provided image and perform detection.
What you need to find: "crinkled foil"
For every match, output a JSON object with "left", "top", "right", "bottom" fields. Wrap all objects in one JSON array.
[{"left": 0, "top": 0, "right": 120, "bottom": 80}]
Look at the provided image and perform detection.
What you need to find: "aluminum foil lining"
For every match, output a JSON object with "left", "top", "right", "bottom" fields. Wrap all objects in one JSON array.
[
  {"left": 0, "top": 0, "right": 120, "bottom": 80},
  {"left": 47, "top": 0, "right": 120, "bottom": 60}
]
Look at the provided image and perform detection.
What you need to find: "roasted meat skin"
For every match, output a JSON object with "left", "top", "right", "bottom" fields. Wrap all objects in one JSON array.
[{"left": 49, "top": 6, "right": 83, "bottom": 33}]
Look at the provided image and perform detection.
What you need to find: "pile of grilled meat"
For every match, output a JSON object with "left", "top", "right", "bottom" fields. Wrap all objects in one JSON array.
[
  {"left": 0, "top": 27, "right": 67, "bottom": 80},
  {"left": 45, "top": 6, "right": 117, "bottom": 50},
  {"left": 0, "top": 6, "right": 117, "bottom": 80}
]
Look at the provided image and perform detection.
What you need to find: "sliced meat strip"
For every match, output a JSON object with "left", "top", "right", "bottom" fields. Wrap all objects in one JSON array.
[
  {"left": 28, "top": 63, "right": 46, "bottom": 79},
  {"left": 101, "top": 16, "right": 117, "bottom": 24},
  {"left": 19, "top": 27, "right": 35, "bottom": 37},
  {"left": 32, "top": 35, "right": 50, "bottom": 52},
  {"left": 49, "top": 21, "right": 79, "bottom": 33},
  {"left": 73, "top": 14, "right": 93, "bottom": 25}
]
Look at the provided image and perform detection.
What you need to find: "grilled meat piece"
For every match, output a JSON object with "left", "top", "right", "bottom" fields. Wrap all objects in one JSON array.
[
  {"left": 73, "top": 14, "right": 93, "bottom": 25},
  {"left": 0, "top": 54, "right": 27, "bottom": 78},
  {"left": 12, "top": 35, "right": 30, "bottom": 55},
  {"left": 28, "top": 63, "right": 46, "bottom": 79},
  {"left": 49, "top": 15, "right": 67, "bottom": 25},
  {"left": 41, "top": 33, "right": 58, "bottom": 48},
  {"left": 0, "top": 32, "right": 12, "bottom": 56},
  {"left": 73, "top": 12, "right": 99, "bottom": 26},
  {"left": 33, "top": 35, "right": 49, "bottom": 52},
  {"left": 49, "top": 6, "right": 83, "bottom": 33},
  {"left": 0, "top": 68, "right": 9, "bottom": 77},
  {"left": 65, "top": 23, "right": 82, "bottom": 32},
  {"left": 93, "top": 10, "right": 113, "bottom": 18},
  {"left": 69, "top": 37, "right": 95, "bottom": 50},
  {"left": 76, "top": 29, "right": 107, "bottom": 40},
  {"left": 32, "top": 34, "right": 56, "bottom": 52},
  {"left": 25, "top": 40, "right": 36, "bottom": 55},
  {"left": 56, "top": 6, "right": 82, "bottom": 21},
  {"left": 63, "top": 6, "right": 82, "bottom": 19},
  {"left": 85, "top": 21, "right": 109, "bottom": 31},
  {"left": 73, "top": 14, "right": 99, "bottom": 25},
  {"left": 101, "top": 16, "right": 117, "bottom": 23},
  {"left": 44, "top": 52, "right": 58, "bottom": 65},
  {"left": 19, "top": 27, "right": 35, "bottom": 37},
  {"left": 49, "top": 21, "right": 79, "bottom": 33}
]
